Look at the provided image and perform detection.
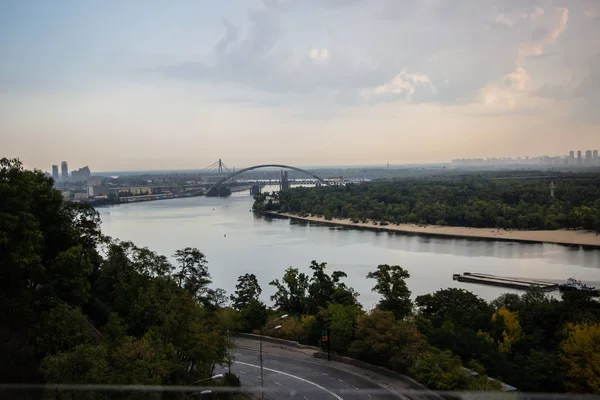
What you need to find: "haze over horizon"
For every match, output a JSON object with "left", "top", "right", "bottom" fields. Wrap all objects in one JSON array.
[{"left": 1, "top": 0, "right": 599, "bottom": 172}]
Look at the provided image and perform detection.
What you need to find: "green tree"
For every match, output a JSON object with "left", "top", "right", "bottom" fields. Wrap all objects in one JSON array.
[
  {"left": 415, "top": 288, "right": 492, "bottom": 332},
  {"left": 410, "top": 348, "right": 470, "bottom": 391},
  {"left": 269, "top": 267, "right": 309, "bottom": 315},
  {"left": 173, "top": 247, "right": 212, "bottom": 301},
  {"left": 349, "top": 310, "right": 426, "bottom": 373},
  {"left": 306, "top": 260, "right": 358, "bottom": 313},
  {"left": 230, "top": 273, "right": 262, "bottom": 310},
  {"left": 366, "top": 264, "right": 413, "bottom": 320},
  {"left": 240, "top": 299, "right": 268, "bottom": 332},
  {"left": 320, "top": 304, "right": 363, "bottom": 354}
]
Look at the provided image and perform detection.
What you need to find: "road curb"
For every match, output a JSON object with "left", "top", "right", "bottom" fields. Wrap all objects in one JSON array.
[
  {"left": 234, "top": 333, "right": 442, "bottom": 399},
  {"left": 233, "top": 332, "right": 319, "bottom": 350}
]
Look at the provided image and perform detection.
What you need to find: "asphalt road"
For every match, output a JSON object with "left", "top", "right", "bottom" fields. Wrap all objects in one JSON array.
[{"left": 215, "top": 347, "right": 401, "bottom": 400}]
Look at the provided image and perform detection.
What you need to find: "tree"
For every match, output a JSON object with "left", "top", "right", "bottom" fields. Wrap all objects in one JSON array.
[
  {"left": 320, "top": 304, "right": 363, "bottom": 354},
  {"left": 492, "top": 308, "right": 522, "bottom": 354},
  {"left": 269, "top": 267, "right": 309, "bottom": 315},
  {"left": 173, "top": 248, "right": 212, "bottom": 301},
  {"left": 560, "top": 322, "right": 600, "bottom": 393},
  {"left": 306, "top": 260, "right": 359, "bottom": 313},
  {"left": 349, "top": 310, "right": 427, "bottom": 373},
  {"left": 415, "top": 288, "right": 492, "bottom": 331},
  {"left": 410, "top": 348, "right": 471, "bottom": 391},
  {"left": 230, "top": 273, "right": 262, "bottom": 311},
  {"left": 204, "top": 288, "right": 228, "bottom": 310},
  {"left": 240, "top": 299, "right": 268, "bottom": 333},
  {"left": 366, "top": 265, "right": 412, "bottom": 320},
  {"left": 307, "top": 261, "right": 338, "bottom": 312},
  {"left": 0, "top": 159, "right": 234, "bottom": 390}
]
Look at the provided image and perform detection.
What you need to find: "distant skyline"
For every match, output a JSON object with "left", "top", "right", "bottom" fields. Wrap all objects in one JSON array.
[{"left": 1, "top": 0, "right": 599, "bottom": 171}]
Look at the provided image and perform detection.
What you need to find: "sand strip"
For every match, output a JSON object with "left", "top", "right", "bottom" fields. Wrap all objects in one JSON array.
[{"left": 266, "top": 212, "right": 600, "bottom": 247}]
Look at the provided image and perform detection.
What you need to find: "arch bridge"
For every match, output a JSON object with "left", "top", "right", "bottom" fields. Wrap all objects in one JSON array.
[{"left": 206, "top": 164, "right": 328, "bottom": 195}]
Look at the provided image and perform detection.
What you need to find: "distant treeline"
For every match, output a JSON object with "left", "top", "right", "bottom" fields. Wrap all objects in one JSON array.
[{"left": 253, "top": 176, "right": 600, "bottom": 232}]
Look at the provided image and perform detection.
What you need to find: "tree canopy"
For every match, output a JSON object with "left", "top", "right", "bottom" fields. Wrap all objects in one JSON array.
[
  {"left": 254, "top": 177, "right": 600, "bottom": 231},
  {"left": 0, "top": 158, "right": 236, "bottom": 398}
]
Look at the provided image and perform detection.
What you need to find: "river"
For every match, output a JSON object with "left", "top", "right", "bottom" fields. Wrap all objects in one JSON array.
[{"left": 97, "top": 187, "right": 600, "bottom": 308}]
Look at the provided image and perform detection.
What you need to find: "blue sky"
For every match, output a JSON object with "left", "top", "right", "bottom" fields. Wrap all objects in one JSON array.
[{"left": 1, "top": 0, "right": 599, "bottom": 171}]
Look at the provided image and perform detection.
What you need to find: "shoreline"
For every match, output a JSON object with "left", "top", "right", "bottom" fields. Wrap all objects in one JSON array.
[{"left": 266, "top": 212, "right": 600, "bottom": 248}]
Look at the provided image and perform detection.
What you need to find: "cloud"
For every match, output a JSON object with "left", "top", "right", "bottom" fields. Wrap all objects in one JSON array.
[
  {"left": 519, "top": 7, "right": 569, "bottom": 59},
  {"left": 361, "top": 69, "right": 436, "bottom": 102},
  {"left": 263, "top": 0, "right": 363, "bottom": 11},
  {"left": 309, "top": 48, "right": 330, "bottom": 63},
  {"left": 154, "top": 0, "right": 598, "bottom": 124}
]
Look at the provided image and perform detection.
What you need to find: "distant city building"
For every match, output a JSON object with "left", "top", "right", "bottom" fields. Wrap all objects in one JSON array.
[
  {"left": 51, "top": 165, "right": 59, "bottom": 182},
  {"left": 88, "top": 186, "right": 110, "bottom": 197},
  {"left": 61, "top": 161, "right": 69, "bottom": 182},
  {"left": 118, "top": 187, "right": 152, "bottom": 195},
  {"left": 74, "top": 192, "right": 89, "bottom": 200},
  {"left": 71, "top": 166, "right": 91, "bottom": 182},
  {"left": 88, "top": 176, "right": 103, "bottom": 186},
  {"left": 451, "top": 148, "right": 598, "bottom": 168}
]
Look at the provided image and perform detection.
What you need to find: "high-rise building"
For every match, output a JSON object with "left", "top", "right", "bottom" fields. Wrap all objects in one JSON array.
[
  {"left": 577, "top": 150, "right": 582, "bottom": 165},
  {"left": 594, "top": 150, "right": 599, "bottom": 164},
  {"left": 51, "top": 165, "right": 59, "bottom": 182},
  {"left": 61, "top": 161, "right": 69, "bottom": 182},
  {"left": 585, "top": 150, "right": 592, "bottom": 165},
  {"left": 569, "top": 151, "right": 575, "bottom": 164},
  {"left": 71, "top": 166, "right": 91, "bottom": 182}
]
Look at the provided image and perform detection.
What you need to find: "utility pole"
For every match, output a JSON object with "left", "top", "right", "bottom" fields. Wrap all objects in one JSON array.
[
  {"left": 259, "top": 315, "right": 287, "bottom": 400},
  {"left": 549, "top": 181, "right": 556, "bottom": 198},
  {"left": 327, "top": 328, "right": 331, "bottom": 361}
]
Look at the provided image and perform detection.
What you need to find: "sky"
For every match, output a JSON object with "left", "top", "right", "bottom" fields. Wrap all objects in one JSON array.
[{"left": 1, "top": 0, "right": 599, "bottom": 172}]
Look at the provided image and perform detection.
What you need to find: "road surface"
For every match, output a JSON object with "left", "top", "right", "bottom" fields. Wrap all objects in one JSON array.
[{"left": 215, "top": 345, "right": 403, "bottom": 399}]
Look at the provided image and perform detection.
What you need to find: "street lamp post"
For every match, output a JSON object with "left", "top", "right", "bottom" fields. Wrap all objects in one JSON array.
[
  {"left": 260, "top": 314, "right": 288, "bottom": 400},
  {"left": 185, "top": 374, "right": 224, "bottom": 399}
]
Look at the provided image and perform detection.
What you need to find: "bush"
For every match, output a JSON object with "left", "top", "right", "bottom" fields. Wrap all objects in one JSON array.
[{"left": 268, "top": 317, "right": 304, "bottom": 342}]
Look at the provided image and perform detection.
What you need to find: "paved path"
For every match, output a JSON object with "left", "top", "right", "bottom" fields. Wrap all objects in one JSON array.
[{"left": 217, "top": 337, "right": 412, "bottom": 400}]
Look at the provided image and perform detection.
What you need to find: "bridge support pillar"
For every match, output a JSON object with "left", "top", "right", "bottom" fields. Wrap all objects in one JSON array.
[
  {"left": 280, "top": 170, "right": 289, "bottom": 191},
  {"left": 250, "top": 184, "right": 261, "bottom": 196}
]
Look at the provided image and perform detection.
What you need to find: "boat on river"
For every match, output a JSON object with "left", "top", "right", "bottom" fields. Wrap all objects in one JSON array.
[{"left": 559, "top": 278, "right": 599, "bottom": 296}]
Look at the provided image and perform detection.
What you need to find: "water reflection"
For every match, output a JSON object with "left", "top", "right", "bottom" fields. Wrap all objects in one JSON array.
[
  {"left": 98, "top": 193, "right": 600, "bottom": 307},
  {"left": 285, "top": 217, "right": 600, "bottom": 268}
]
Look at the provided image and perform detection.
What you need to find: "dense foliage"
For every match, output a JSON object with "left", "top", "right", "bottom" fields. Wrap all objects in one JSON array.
[
  {"left": 254, "top": 177, "right": 600, "bottom": 231},
  {"left": 0, "top": 158, "right": 239, "bottom": 398},
  {"left": 234, "top": 260, "right": 600, "bottom": 393}
]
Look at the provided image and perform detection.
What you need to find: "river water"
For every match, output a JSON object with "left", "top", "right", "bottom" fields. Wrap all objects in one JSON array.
[{"left": 97, "top": 187, "right": 600, "bottom": 308}]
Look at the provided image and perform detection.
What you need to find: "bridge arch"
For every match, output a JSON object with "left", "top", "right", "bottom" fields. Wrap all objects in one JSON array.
[{"left": 207, "top": 164, "right": 328, "bottom": 194}]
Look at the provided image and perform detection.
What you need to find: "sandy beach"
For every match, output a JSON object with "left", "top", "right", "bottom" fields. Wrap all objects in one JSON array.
[{"left": 267, "top": 212, "right": 600, "bottom": 247}]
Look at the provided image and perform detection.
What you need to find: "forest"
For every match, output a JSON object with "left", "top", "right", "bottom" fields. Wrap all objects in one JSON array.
[
  {"left": 226, "top": 262, "right": 600, "bottom": 394},
  {"left": 253, "top": 176, "right": 600, "bottom": 231},
  {"left": 2, "top": 158, "right": 599, "bottom": 398},
  {"left": 1, "top": 158, "right": 240, "bottom": 399}
]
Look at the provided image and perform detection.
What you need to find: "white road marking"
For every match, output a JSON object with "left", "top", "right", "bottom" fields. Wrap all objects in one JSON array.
[
  {"left": 338, "top": 379, "right": 343, "bottom": 383},
  {"left": 274, "top": 381, "right": 282, "bottom": 386},
  {"left": 239, "top": 371, "right": 246, "bottom": 375},
  {"left": 235, "top": 361, "right": 343, "bottom": 400},
  {"left": 304, "top": 397, "right": 309, "bottom": 400},
  {"left": 352, "top": 386, "right": 359, "bottom": 390},
  {"left": 322, "top": 373, "right": 328, "bottom": 376}
]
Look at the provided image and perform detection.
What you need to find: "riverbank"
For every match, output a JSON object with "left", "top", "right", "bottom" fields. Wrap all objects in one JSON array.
[{"left": 267, "top": 212, "right": 600, "bottom": 247}]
